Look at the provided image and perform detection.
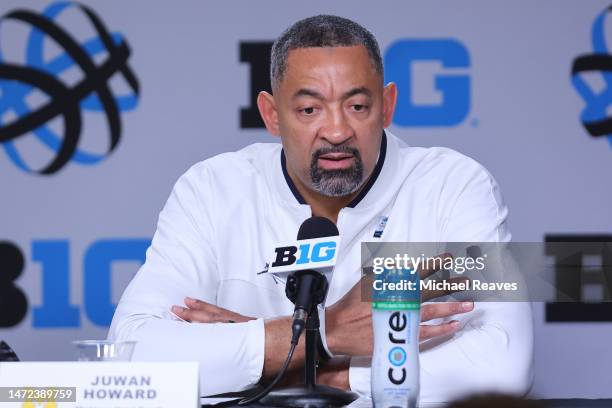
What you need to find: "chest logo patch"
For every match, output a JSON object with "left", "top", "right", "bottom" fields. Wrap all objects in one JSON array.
[{"left": 373, "top": 216, "right": 389, "bottom": 238}]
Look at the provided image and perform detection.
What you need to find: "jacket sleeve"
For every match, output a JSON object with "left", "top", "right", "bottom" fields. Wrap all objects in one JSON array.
[
  {"left": 348, "top": 159, "right": 534, "bottom": 403},
  {"left": 108, "top": 164, "right": 265, "bottom": 396}
]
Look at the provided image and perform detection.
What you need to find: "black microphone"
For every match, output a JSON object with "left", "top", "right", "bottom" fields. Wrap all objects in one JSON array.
[
  {"left": 238, "top": 217, "right": 355, "bottom": 407},
  {"left": 286, "top": 216, "right": 339, "bottom": 345}
]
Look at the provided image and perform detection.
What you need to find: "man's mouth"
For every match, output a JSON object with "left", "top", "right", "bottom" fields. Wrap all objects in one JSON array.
[{"left": 317, "top": 153, "right": 355, "bottom": 170}]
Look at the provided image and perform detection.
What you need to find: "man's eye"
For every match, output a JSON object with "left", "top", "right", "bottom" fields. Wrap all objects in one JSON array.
[
  {"left": 352, "top": 104, "right": 367, "bottom": 112},
  {"left": 301, "top": 107, "right": 315, "bottom": 115}
]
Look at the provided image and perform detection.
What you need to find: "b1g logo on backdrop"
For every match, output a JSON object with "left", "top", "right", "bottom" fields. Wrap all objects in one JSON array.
[
  {"left": 571, "top": 5, "right": 612, "bottom": 147},
  {"left": 0, "top": 239, "right": 149, "bottom": 329},
  {"left": 0, "top": 1, "right": 139, "bottom": 175},
  {"left": 240, "top": 39, "right": 470, "bottom": 129},
  {"left": 385, "top": 39, "right": 470, "bottom": 127},
  {"left": 545, "top": 234, "right": 612, "bottom": 323}
]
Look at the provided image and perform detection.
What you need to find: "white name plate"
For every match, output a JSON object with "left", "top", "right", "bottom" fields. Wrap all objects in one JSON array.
[{"left": 0, "top": 362, "right": 199, "bottom": 408}]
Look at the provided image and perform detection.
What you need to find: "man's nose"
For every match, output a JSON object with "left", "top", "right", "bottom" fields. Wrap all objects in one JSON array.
[{"left": 320, "top": 109, "right": 354, "bottom": 145}]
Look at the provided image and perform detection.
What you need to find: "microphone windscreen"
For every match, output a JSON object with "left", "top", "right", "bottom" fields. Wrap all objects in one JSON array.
[{"left": 297, "top": 216, "right": 339, "bottom": 240}]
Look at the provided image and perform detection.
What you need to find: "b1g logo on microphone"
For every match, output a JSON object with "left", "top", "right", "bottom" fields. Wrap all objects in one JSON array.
[
  {"left": 0, "top": 1, "right": 139, "bottom": 175},
  {"left": 268, "top": 237, "right": 340, "bottom": 274}
]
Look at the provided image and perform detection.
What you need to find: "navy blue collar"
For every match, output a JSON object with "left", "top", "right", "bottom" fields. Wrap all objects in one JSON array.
[{"left": 280, "top": 131, "right": 387, "bottom": 208}]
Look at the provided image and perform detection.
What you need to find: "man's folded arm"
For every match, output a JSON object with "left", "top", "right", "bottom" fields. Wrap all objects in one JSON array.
[
  {"left": 348, "top": 301, "right": 533, "bottom": 402},
  {"left": 348, "top": 157, "right": 534, "bottom": 401},
  {"left": 110, "top": 310, "right": 266, "bottom": 395},
  {"left": 108, "top": 166, "right": 266, "bottom": 395}
]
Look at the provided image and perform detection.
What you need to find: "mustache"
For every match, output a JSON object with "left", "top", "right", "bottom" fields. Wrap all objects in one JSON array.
[{"left": 312, "top": 145, "right": 362, "bottom": 161}]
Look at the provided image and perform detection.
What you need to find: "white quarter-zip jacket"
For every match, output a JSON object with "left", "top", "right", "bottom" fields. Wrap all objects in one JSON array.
[{"left": 108, "top": 132, "right": 533, "bottom": 404}]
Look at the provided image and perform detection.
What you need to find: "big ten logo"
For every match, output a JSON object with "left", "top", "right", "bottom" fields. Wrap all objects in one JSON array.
[
  {"left": 545, "top": 234, "right": 612, "bottom": 322},
  {"left": 0, "top": 2, "right": 139, "bottom": 175},
  {"left": 385, "top": 39, "right": 470, "bottom": 127},
  {"left": 0, "top": 239, "right": 150, "bottom": 328},
  {"left": 571, "top": 5, "right": 612, "bottom": 147},
  {"left": 271, "top": 239, "right": 337, "bottom": 269},
  {"left": 239, "top": 39, "right": 470, "bottom": 129}
]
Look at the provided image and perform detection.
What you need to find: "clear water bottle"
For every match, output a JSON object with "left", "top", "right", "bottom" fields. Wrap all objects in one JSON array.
[{"left": 371, "top": 267, "right": 420, "bottom": 408}]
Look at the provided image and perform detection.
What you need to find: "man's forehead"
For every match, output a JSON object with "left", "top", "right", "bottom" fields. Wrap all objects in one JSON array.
[{"left": 280, "top": 45, "right": 381, "bottom": 93}]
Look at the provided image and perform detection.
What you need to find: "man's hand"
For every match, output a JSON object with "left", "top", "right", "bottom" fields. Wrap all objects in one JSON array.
[
  {"left": 326, "top": 253, "right": 474, "bottom": 356},
  {"left": 171, "top": 297, "right": 255, "bottom": 323}
]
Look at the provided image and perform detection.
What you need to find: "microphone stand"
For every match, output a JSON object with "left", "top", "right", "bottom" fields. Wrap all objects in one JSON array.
[{"left": 258, "top": 272, "right": 358, "bottom": 408}]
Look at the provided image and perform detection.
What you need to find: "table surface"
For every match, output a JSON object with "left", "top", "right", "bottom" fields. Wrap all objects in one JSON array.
[{"left": 200, "top": 397, "right": 612, "bottom": 408}]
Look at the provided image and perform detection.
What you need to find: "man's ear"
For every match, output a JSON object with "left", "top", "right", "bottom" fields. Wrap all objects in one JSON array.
[
  {"left": 257, "top": 91, "right": 280, "bottom": 136},
  {"left": 382, "top": 82, "right": 397, "bottom": 128}
]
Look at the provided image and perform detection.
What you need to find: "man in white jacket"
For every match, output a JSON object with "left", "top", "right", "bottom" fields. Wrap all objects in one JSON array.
[{"left": 109, "top": 15, "right": 533, "bottom": 403}]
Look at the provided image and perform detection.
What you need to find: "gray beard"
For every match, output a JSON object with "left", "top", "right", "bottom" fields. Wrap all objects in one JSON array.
[{"left": 310, "top": 146, "right": 364, "bottom": 197}]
